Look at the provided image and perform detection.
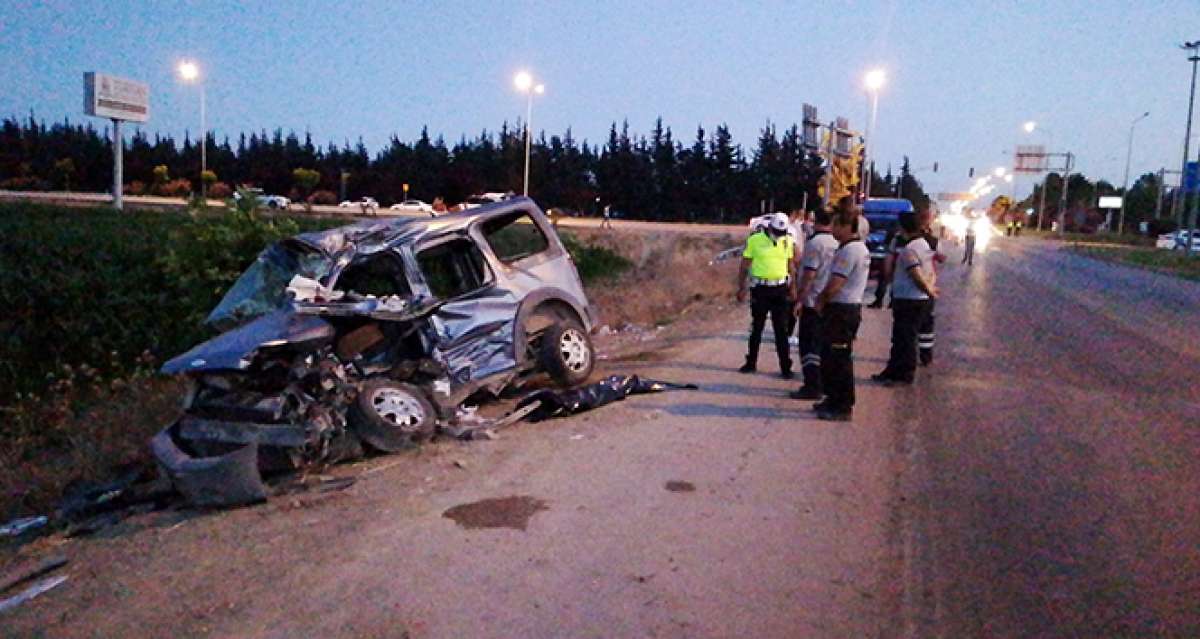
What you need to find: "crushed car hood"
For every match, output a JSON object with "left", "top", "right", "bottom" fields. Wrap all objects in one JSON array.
[{"left": 162, "top": 310, "right": 335, "bottom": 375}]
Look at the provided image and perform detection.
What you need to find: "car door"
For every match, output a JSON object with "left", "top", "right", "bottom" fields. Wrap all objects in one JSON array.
[{"left": 409, "top": 234, "right": 521, "bottom": 388}]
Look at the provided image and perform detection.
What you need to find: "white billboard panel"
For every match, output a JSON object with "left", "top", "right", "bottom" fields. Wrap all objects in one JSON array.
[
  {"left": 1098, "top": 196, "right": 1122, "bottom": 209},
  {"left": 84, "top": 72, "right": 149, "bottom": 122}
]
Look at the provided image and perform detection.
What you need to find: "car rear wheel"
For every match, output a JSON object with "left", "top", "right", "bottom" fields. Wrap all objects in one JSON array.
[
  {"left": 538, "top": 320, "right": 594, "bottom": 387},
  {"left": 348, "top": 379, "right": 436, "bottom": 452}
]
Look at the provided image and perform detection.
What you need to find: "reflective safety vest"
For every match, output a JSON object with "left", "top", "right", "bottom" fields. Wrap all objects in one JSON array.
[{"left": 743, "top": 232, "right": 794, "bottom": 281}]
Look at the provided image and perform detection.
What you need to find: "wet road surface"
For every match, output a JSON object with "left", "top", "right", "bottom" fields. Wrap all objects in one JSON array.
[{"left": 896, "top": 237, "right": 1200, "bottom": 636}]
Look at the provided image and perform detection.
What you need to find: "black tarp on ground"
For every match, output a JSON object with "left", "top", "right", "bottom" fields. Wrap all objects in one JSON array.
[{"left": 515, "top": 375, "right": 697, "bottom": 422}]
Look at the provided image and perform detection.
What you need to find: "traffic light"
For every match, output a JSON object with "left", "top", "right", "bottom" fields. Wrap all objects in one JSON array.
[{"left": 968, "top": 167, "right": 975, "bottom": 178}]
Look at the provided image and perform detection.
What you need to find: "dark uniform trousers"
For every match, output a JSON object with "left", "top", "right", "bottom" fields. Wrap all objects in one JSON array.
[
  {"left": 887, "top": 298, "right": 932, "bottom": 381},
  {"left": 797, "top": 307, "right": 824, "bottom": 390},
  {"left": 820, "top": 303, "right": 862, "bottom": 411},
  {"left": 918, "top": 299, "right": 936, "bottom": 365},
  {"left": 746, "top": 284, "right": 792, "bottom": 372}
]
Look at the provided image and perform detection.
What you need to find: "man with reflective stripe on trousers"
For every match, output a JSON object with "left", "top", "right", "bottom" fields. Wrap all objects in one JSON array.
[
  {"left": 809, "top": 207, "right": 871, "bottom": 421},
  {"left": 917, "top": 206, "right": 945, "bottom": 365},
  {"left": 736, "top": 212, "right": 799, "bottom": 378},
  {"left": 789, "top": 207, "right": 838, "bottom": 400},
  {"left": 873, "top": 211, "right": 939, "bottom": 385}
]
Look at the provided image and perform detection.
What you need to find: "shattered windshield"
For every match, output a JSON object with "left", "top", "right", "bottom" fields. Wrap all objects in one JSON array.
[{"left": 205, "top": 240, "right": 332, "bottom": 329}]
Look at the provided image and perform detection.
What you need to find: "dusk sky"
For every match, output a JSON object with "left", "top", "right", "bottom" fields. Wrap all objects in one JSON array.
[{"left": 2, "top": 0, "right": 1197, "bottom": 199}]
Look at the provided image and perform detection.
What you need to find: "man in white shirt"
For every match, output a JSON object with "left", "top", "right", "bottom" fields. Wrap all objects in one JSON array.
[
  {"left": 873, "top": 212, "right": 939, "bottom": 385},
  {"left": 810, "top": 207, "right": 871, "bottom": 421},
  {"left": 789, "top": 208, "right": 838, "bottom": 400}
]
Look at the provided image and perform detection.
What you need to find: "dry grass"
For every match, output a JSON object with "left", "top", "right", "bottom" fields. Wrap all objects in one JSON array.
[
  {"left": 574, "top": 229, "right": 741, "bottom": 329},
  {"left": 1, "top": 364, "right": 183, "bottom": 520}
]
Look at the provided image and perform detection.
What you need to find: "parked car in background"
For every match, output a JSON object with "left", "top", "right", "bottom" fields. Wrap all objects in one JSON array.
[
  {"left": 1158, "top": 229, "right": 1200, "bottom": 251},
  {"left": 339, "top": 197, "right": 379, "bottom": 212},
  {"left": 462, "top": 192, "right": 512, "bottom": 209},
  {"left": 390, "top": 199, "right": 434, "bottom": 215},
  {"left": 233, "top": 188, "right": 291, "bottom": 210}
]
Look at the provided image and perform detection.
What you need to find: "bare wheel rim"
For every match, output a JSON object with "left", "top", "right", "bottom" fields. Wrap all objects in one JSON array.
[
  {"left": 559, "top": 328, "right": 590, "bottom": 373},
  {"left": 369, "top": 387, "right": 426, "bottom": 432}
]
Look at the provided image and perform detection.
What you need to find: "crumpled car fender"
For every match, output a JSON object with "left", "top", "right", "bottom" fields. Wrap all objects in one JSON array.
[{"left": 151, "top": 422, "right": 268, "bottom": 508}]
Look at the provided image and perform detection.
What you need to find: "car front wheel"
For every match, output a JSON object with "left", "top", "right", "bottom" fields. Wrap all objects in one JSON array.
[
  {"left": 538, "top": 320, "right": 595, "bottom": 387},
  {"left": 348, "top": 379, "right": 436, "bottom": 452}
]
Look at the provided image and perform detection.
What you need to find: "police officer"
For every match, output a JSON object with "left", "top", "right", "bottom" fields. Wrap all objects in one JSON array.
[
  {"left": 789, "top": 208, "right": 838, "bottom": 400},
  {"left": 810, "top": 207, "right": 871, "bottom": 421},
  {"left": 736, "top": 213, "right": 798, "bottom": 378},
  {"left": 873, "top": 212, "right": 939, "bottom": 385},
  {"left": 917, "top": 207, "right": 945, "bottom": 366}
]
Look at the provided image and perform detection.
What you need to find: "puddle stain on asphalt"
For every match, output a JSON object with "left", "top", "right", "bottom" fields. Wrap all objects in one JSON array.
[
  {"left": 664, "top": 480, "right": 696, "bottom": 493},
  {"left": 443, "top": 496, "right": 548, "bottom": 531}
]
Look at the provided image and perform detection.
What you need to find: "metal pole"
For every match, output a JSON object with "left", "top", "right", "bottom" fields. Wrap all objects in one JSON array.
[
  {"left": 863, "top": 91, "right": 879, "bottom": 199},
  {"left": 822, "top": 121, "right": 834, "bottom": 210},
  {"left": 1118, "top": 112, "right": 1148, "bottom": 235},
  {"left": 200, "top": 81, "right": 207, "bottom": 201},
  {"left": 1154, "top": 168, "right": 1166, "bottom": 220},
  {"left": 1037, "top": 174, "right": 1049, "bottom": 231},
  {"left": 1174, "top": 52, "right": 1198, "bottom": 226},
  {"left": 523, "top": 91, "right": 532, "bottom": 197},
  {"left": 1057, "top": 152, "right": 1072, "bottom": 234},
  {"left": 112, "top": 119, "right": 122, "bottom": 211}
]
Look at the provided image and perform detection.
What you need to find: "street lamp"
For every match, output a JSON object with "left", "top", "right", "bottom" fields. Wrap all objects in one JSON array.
[
  {"left": 1023, "top": 120, "right": 1056, "bottom": 230},
  {"left": 513, "top": 70, "right": 545, "bottom": 197},
  {"left": 1180, "top": 41, "right": 1200, "bottom": 255},
  {"left": 862, "top": 68, "right": 885, "bottom": 199},
  {"left": 177, "top": 60, "right": 206, "bottom": 200},
  {"left": 1117, "top": 111, "right": 1150, "bottom": 235}
]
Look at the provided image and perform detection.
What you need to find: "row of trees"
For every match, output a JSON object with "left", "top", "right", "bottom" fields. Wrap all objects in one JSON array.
[
  {"left": 1008, "top": 171, "right": 1178, "bottom": 233},
  {"left": 0, "top": 114, "right": 933, "bottom": 223}
]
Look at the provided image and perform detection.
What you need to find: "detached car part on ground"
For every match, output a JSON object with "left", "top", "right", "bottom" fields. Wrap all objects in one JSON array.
[{"left": 153, "top": 198, "right": 596, "bottom": 506}]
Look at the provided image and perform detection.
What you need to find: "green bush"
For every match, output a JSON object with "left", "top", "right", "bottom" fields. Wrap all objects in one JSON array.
[
  {"left": 559, "top": 232, "right": 632, "bottom": 284},
  {"left": 0, "top": 203, "right": 341, "bottom": 406}
]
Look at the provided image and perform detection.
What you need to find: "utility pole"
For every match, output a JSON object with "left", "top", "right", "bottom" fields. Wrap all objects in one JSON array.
[
  {"left": 1057, "top": 152, "right": 1073, "bottom": 235},
  {"left": 1173, "top": 41, "right": 1199, "bottom": 229},
  {"left": 1118, "top": 112, "right": 1149, "bottom": 235},
  {"left": 112, "top": 119, "right": 122, "bottom": 211},
  {"left": 1155, "top": 168, "right": 1166, "bottom": 220}
]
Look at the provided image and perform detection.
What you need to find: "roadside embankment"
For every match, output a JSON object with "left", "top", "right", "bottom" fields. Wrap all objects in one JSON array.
[{"left": 0, "top": 202, "right": 739, "bottom": 519}]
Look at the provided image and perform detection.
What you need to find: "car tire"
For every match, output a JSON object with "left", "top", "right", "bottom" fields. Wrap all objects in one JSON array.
[
  {"left": 348, "top": 379, "right": 436, "bottom": 453},
  {"left": 538, "top": 319, "right": 594, "bottom": 387}
]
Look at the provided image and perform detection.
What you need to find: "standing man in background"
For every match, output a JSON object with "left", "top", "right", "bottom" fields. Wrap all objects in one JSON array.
[
  {"left": 810, "top": 207, "right": 871, "bottom": 421},
  {"left": 917, "top": 207, "right": 946, "bottom": 366},
  {"left": 874, "top": 212, "right": 939, "bottom": 385},
  {"left": 736, "top": 213, "right": 799, "bottom": 379},
  {"left": 790, "top": 208, "right": 838, "bottom": 400}
]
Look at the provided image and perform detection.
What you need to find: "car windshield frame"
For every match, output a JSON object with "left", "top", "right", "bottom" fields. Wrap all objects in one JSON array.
[{"left": 205, "top": 240, "right": 333, "bottom": 330}]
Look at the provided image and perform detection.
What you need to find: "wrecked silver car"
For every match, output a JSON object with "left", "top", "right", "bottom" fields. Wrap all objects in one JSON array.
[{"left": 153, "top": 198, "right": 596, "bottom": 505}]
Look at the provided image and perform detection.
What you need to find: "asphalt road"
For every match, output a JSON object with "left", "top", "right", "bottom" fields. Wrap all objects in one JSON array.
[
  {"left": 897, "top": 236, "right": 1200, "bottom": 636},
  {"left": 4, "top": 234, "right": 1199, "bottom": 637}
]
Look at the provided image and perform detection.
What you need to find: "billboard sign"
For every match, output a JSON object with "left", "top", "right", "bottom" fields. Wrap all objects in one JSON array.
[
  {"left": 1014, "top": 145, "right": 1046, "bottom": 173},
  {"left": 1184, "top": 161, "right": 1200, "bottom": 194},
  {"left": 1098, "top": 196, "right": 1122, "bottom": 209},
  {"left": 801, "top": 103, "right": 819, "bottom": 149},
  {"left": 84, "top": 72, "right": 149, "bottom": 122}
]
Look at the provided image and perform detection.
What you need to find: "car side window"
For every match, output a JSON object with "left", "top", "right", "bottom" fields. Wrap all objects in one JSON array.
[
  {"left": 417, "top": 238, "right": 488, "bottom": 299},
  {"left": 482, "top": 212, "right": 550, "bottom": 264},
  {"left": 334, "top": 251, "right": 411, "bottom": 298}
]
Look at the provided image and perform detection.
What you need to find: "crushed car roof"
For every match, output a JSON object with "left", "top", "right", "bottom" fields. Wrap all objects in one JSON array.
[{"left": 295, "top": 196, "right": 531, "bottom": 256}]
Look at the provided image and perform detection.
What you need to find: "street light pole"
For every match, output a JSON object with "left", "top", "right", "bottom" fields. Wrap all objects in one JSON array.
[
  {"left": 523, "top": 89, "right": 533, "bottom": 197},
  {"left": 1117, "top": 111, "right": 1149, "bottom": 235},
  {"left": 177, "top": 60, "right": 206, "bottom": 200},
  {"left": 513, "top": 71, "right": 544, "bottom": 198},
  {"left": 1173, "top": 42, "right": 1199, "bottom": 229},
  {"left": 862, "top": 69, "right": 885, "bottom": 200},
  {"left": 1187, "top": 42, "right": 1200, "bottom": 255}
]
